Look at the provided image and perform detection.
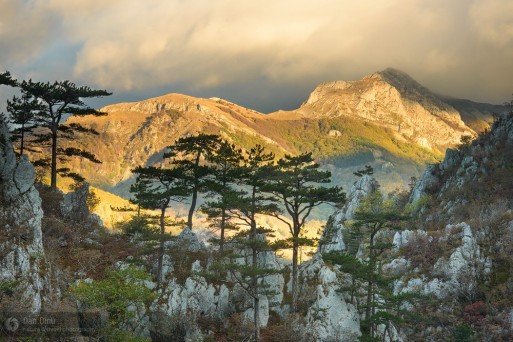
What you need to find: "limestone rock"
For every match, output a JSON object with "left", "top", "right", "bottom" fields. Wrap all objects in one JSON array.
[
  {"left": 319, "top": 175, "right": 378, "bottom": 253},
  {"left": 299, "top": 255, "right": 361, "bottom": 341},
  {"left": 164, "top": 227, "right": 206, "bottom": 252},
  {"left": 243, "top": 296, "right": 269, "bottom": 328},
  {"left": 0, "top": 118, "right": 49, "bottom": 314},
  {"left": 152, "top": 276, "right": 231, "bottom": 340},
  {"left": 396, "top": 222, "right": 490, "bottom": 300},
  {"left": 409, "top": 164, "right": 439, "bottom": 203},
  {"left": 60, "top": 182, "right": 103, "bottom": 227}
]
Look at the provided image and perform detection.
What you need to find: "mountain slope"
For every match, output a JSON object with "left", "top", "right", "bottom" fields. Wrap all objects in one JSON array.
[
  {"left": 62, "top": 68, "right": 504, "bottom": 200},
  {"left": 294, "top": 68, "right": 473, "bottom": 152}
]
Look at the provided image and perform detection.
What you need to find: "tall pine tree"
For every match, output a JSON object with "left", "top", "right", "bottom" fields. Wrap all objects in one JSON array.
[
  {"left": 18, "top": 79, "right": 111, "bottom": 188},
  {"left": 200, "top": 140, "right": 243, "bottom": 252},
  {"left": 225, "top": 144, "right": 281, "bottom": 340},
  {"left": 346, "top": 190, "right": 409, "bottom": 339},
  {"left": 6, "top": 94, "right": 42, "bottom": 156},
  {"left": 130, "top": 166, "right": 187, "bottom": 288},
  {"left": 267, "top": 152, "right": 345, "bottom": 312},
  {"left": 164, "top": 134, "right": 221, "bottom": 229}
]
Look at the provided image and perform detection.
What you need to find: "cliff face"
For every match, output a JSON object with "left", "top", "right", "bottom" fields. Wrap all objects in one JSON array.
[
  {"left": 300, "top": 68, "right": 475, "bottom": 152},
  {"left": 315, "top": 111, "right": 513, "bottom": 341},
  {"left": 0, "top": 118, "right": 49, "bottom": 314}
]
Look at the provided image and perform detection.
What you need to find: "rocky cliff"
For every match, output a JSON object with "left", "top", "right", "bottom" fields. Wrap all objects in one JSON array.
[
  {"left": 312, "top": 110, "right": 513, "bottom": 340},
  {"left": 300, "top": 68, "right": 474, "bottom": 152},
  {"left": 0, "top": 118, "right": 50, "bottom": 314}
]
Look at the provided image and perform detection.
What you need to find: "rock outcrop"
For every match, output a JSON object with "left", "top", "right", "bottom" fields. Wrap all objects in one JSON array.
[
  {"left": 301, "top": 68, "right": 478, "bottom": 153},
  {"left": 0, "top": 118, "right": 48, "bottom": 313},
  {"left": 394, "top": 222, "right": 491, "bottom": 300},
  {"left": 319, "top": 174, "right": 378, "bottom": 253},
  {"left": 299, "top": 255, "right": 361, "bottom": 341},
  {"left": 60, "top": 182, "right": 103, "bottom": 227},
  {"left": 392, "top": 112, "right": 513, "bottom": 340}
]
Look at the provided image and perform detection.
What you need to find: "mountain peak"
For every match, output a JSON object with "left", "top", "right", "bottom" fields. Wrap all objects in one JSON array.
[
  {"left": 300, "top": 68, "right": 474, "bottom": 151},
  {"left": 376, "top": 68, "right": 428, "bottom": 93}
]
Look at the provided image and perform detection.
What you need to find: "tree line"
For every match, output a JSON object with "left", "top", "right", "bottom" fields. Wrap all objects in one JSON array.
[{"left": 128, "top": 133, "right": 345, "bottom": 338}]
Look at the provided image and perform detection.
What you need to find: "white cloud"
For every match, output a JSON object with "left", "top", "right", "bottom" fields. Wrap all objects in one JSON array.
[{"left": 1, "top": 0, "right": 512, "bottom": 109}]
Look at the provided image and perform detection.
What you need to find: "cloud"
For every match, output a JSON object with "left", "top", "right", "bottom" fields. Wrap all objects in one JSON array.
[
  {"left": 1, "top": 0, "right": 512, "bottom": 111},
  {"left": 0, "top": 0, "right": 56, "bottom": 65}
]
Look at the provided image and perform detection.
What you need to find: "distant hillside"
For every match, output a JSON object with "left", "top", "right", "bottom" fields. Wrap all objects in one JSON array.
[{"left": 59, "top": 68, "right": 504, "bottom": 201}]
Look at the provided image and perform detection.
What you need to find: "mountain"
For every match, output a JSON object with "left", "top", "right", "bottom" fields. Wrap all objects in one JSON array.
[
  {"left": 62, "top": 68, "right": 505, "bottom": 201},
  {"left": 3, "top": 72, "right": 513, "bottom": 341},
  {"left": 297, "top": 68, "right": 472, "bottom": 150},
  {"left": 317, "top": 110, "right": 513, "bottom": 341}
]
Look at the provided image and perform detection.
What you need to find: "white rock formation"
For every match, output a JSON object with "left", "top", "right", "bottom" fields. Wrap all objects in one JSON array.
[
  {"left": 319, "top": 174, "right": 379, "bottom": 253},
  {"left": 395, "top": 222, "right": 491, "bottom": 300},
  {"left": 60, "top": 182, "right": 103, "bottom": 226},
  {"left": 300, "top": 254, "right": 361, "bottom": 341},
  {"left": 0, "top": 119, "right": 48, "bottom": 313}
]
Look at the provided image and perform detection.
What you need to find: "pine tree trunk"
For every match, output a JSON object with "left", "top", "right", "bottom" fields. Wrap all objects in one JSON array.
[
  {"left": 50, "top": 126, "right": 58, "bottom": 189},
  {"left": 187, "top": 151, "right": 202, "bottom": 229},
  {"left": 188, "top": 188, "right": 197, "bottom": 229},
  {"left": 156, "top": 202, "right": 168, "bottom": 289},
  {"left": 254, "top": 295, "right": 260, "bottom": 341},
  {"left": 20, "top": 123, "right": 25, "bottom": 156},
  {"left": 250, "top": 213, "right": 260, "bottom": 340},
  {"left": 291, "top": 219, "right": 300, "bottom": 313},
  {"left": 220, "top": 209, "right": 226, "bottom": 253},
  {"left": 291, "top": 240, "right": 298, "bottom": 313}
]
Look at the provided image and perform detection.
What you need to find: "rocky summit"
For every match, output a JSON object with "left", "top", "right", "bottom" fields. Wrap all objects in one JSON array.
[{"left": 61, "top": 68, "right": 503, "bottom": 201}]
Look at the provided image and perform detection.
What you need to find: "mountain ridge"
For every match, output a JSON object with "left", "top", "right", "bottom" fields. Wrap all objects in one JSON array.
[{"left": 61, "top": 68, "right": 505, "bottom": 202}]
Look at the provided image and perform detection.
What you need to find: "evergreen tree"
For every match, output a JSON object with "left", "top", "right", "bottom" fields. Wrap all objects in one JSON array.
[
  {"left": 17, "top": 79, "right": 111, "bottom": 188},
  {"left": 354, "top": 165, "right": 374, "bottom": 177},
  {"left": 0, "top": 71, "right": 17, "bottom": 87},
  {"left": 344, "top": 190, "right": 410, "bottom": 340},
  {"left": 223, "top": 144, "right": 281, "bottom": 340},
  {"left": 200, "top": 140, "right": 243, "bottom": 252},
  {"left": 6, "top": 93, "right": 42, "bottom": 156},
  {"left": 164, "top": 134, "right": 221, "bottom": 229},
  {"left": 266, "top": 152, "right": 345, "bottom": 312},
  {"left": 130, "top": 166, "right": 187, "bottom": 288}
]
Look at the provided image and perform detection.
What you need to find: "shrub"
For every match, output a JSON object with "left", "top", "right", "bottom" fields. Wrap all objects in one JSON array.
[
  {"left": 68, "top": 265, "right": 155, "bottom": 340},
  {"left": 463, "top": 301, "right": 486, "bottom": 327},
  {"left": 452, "top": 324, "right": 476, "bottom": 342}
]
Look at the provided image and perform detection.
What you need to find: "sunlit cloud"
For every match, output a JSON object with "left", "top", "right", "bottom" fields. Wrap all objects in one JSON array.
[{"left": 1, "top": 0, "right": 512, "bottom": 112}]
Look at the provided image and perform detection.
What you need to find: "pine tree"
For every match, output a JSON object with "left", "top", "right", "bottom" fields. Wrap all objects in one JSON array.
[
  {"left": 345, "top": 190, "right": 410, "bottom": 339},
  {"left": 200, "top": 140, "right": 243, "bottom": 252},
  {"left": 353, "top": 165, "right": 374, "bottom": 177},
  {"left": 164, "top": 134, "right": 221, "bottom": 229},
  {"left": 0, "top": 71, "right": 17, "bottom": 87},
  {"left": 18, "top": 79, "right": 111, "bottom": 188},
  {"left": 266, "top": 152, "right": 345, "bottom": 312},
  {"left": 6, "top": 94, "right": 42, "bottom": 156},
  {"left": 130, "top": 165, "right": 187, "bottom": 288},
  {"left": 223, "top": 144, "right": 281, "bottom": 340}
]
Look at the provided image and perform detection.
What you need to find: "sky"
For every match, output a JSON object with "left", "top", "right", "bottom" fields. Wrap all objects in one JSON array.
[{"left": 1, "top": 0, "right": 513, "bottom": 113}]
